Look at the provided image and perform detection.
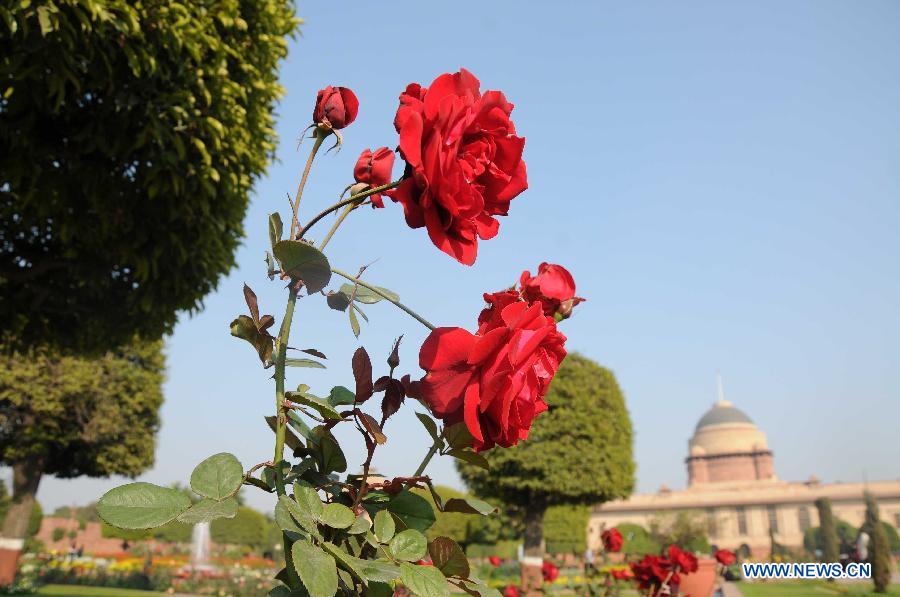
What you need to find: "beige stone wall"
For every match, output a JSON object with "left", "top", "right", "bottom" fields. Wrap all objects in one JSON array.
[{"left": 589, "top": 480, "right": 900, "bottom": 556}]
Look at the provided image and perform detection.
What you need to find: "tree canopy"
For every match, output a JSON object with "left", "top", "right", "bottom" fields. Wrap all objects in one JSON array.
[
  {"left": 0, "top": 337, "right": 164, "bottom": 477},
  {"left": 458, "top": 353, "right": 635, "bottom": 508},
  {"left": 0, "top": 0, "right": 299, "bottom": 351}
]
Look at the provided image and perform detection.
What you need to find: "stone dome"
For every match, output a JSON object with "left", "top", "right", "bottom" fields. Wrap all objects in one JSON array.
[{"left": 688, "top": 400, "right": 769, "bottom": 456}]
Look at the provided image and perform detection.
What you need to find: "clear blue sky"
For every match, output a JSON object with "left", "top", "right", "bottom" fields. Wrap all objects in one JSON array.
[{"left": 32, "top": 0, "right": 900, "bottom": 514}]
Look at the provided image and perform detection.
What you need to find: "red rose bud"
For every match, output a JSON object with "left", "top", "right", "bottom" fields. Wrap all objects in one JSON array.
[
  {"left": 353, "top": 147, "right": 395, "bottom": 208},
  {"left": 519, "top": 263, "right": 584, "bottom": 319},
  {"left": 313, "top": 86, "right": 359, "bottom": 130},
  {"left": 602, "top": 527, "right": 623, "bottom": 553},
  {"left": 416, "top": 298, "right": 566, "bottom": 452},
  {"left": 715, "top": 548, "right": 736, "bottom": 566},
  {"left": 488, "top": 556, "right": 501, "bottom": 567},
  {"left": 392, "top": 69, "right": 527, "bottom": 265}
]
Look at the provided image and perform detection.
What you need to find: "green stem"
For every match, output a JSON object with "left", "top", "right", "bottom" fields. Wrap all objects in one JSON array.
[
  {"left": 273, "top": 287, "right": 299, "bottom": 496},
  {"left": 331, "top": 268, "right": 436, "bottom": 331},
  {"left": 413, "top": 441, "right": 440, "bottom": 477},
  {"left": 290, "top": 130, "right": 327, "bottom": 239},
  {"left": 298, "top": 179, "right": 401, "bottom": 241},
  {"left": 318, "top": 202, "right": 355, "bottom": 251}
]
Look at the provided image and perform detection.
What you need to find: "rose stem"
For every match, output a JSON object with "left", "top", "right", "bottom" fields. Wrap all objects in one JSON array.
[{"left": 331, "top": 268, "right": 436, "bottom": 331}]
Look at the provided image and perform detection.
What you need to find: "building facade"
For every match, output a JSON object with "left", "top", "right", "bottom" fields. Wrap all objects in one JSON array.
[{"left": 589, "top": 399, "right": 900, "bottom": 556}]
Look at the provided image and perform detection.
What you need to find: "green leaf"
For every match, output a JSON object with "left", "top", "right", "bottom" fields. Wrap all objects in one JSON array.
[
  {"left": 348, "top": 514, "right": 372, "bottom": 535},
  {"left": 292, "top": 481, "right": 324, "bottom": 520},
  {"left": 274, "top": 497, "right": 305, "bottom": 534},
  {"left": 97, "top": 483, "right": 191, "bottom": 530},
  {"left": 267, "top": 416, "right": 305, "bottom": 450},
  {"left": 446, "top": 449, "right": 489, "bottom": 470},
  {"left": 176, "top": 497, "right": 238, "bottom": 524},
  {"left": 190, "top": 453, "right": 244, "bottom": 500},
  {"left": 458, "top": 579, "right": 502, "bottom": 597},
  {"left": 389, "top": 529, "right": 427, "bottom": 562},
  {"left": 269, "top": 212, "right": 283, "bottom": 250},
  {"left": 365, "top": 582, "right": 394, "bottom": 597},
  {"left": 428, "top": 537, "right": 469, "bottom": 579},
  {"left": 399, "top": 562, "right": 450, "bottom": 597},
  {"left": 292, "top": 540, "right": 338, "bottom": 597},
  {"left": 443, "top": 423, "right": 474, "bottom": 450},
  {"left": 442, "top": 498, "right": 496, "bottom": 516},
  {"left": 287, "top": 391, "right": 341, "bottom": 420},
  {"left": 285, "top": 358, "right": 326, "bottom": 369},
  {"left": 349, "top": 306, "right": 361, "bottom": 338},
  {"left": 386, "top": 490, "right": 435, "bottom": 532},
  {"left": 329, "top": 386, "right": 356, "bottom": 406},
  {"left": 373, "top": 510, "right": 395, "bottom": 543},
  {"left": 357, "top": 559, "right": 402, "bottom": 583},
  {"left": 416, "top": 412, "right": 441, "bottom": 443},
  {"left": 280, "top": 495, "right": 319, "bottom": 536},
  {"left": 314, "top": 430, "right": 347, "bottom": 474},
  {"left": 273, "top": 240, "right": 331, "bottom": 294},
  {"left": 321, "top": 503, "right": 355, "bottom": 529},
  {"left": 338, "top": 283, "right": 399, "bottom": 304}
]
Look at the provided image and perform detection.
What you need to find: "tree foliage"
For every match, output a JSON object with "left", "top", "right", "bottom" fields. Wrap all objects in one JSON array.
[
  {"left": 413, "top": 485, "right": 471, "bottom": 546},
  {"left": 0, "top": 0, "right": 300, "bottom": 351},
  {"left": 814, "top": 498, "right": 840, "bottom": 563},
  {"left": 458, "top": 353, "right": 635, "bottom": 508},
  {"left": 862, "top": 492, "right": 892, "bottom": 593},
  {"left": 648, "top": 511, "right": 710, "bottom": 554},
  {"left": 616, "top": 523, "right": 661, "bottom": 556},
  {"left": 803, "top": 518, "right": 857, "bottom": 556},
  {"left": 0, "top": 338, "right": 164, "bottom": 477},
  {"left": 544, "top": 505, "right": 589, "bottom": 555}
]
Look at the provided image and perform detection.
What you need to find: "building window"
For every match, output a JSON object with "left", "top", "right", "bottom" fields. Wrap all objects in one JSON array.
[
  {"left": 767, "top": 505, "right": 779, "bottom": 533},
  {"left": 706, "top": 508, "right": 718, "bottom": 537},
  {"left": 798, "top": 506, "right": 811, "bottom": 532},
  {"left": 736, "top": 506, "right": 748, "bottom": 535}
]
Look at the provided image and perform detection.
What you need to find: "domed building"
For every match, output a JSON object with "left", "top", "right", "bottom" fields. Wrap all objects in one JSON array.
[{"left": 588, "top": 390, "right": 900, "bottom": 557}]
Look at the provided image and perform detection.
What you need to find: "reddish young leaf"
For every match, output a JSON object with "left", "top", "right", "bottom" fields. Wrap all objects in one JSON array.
[
  {"left": 387, "top": 336, "right": 403, "bottom": 371},
  {"left": 373, "top": 375, "right": 391, "bottom": 393},
  {"left": 299, "top": 348, "right": 327, "bottom": 359},
  {"left": 358, "top": 411, "right": 387, "bottom": 444},
  {"left": 381, "top": 378, "right": 406, "bottom": 422},
  {"left": 352, "top": 347, "right": 373, "bottom": 402},
  {"left": 243, "top": 283, "right": 260, "bottom": 324}
]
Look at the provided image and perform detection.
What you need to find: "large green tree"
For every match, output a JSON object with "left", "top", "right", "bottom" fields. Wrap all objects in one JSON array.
[
  {"left": 862, "top": 492, "right": 892, "bottom": 593},
  {"left": 458, "top": 353, "right": 635, "bottom": 588},
  {"left": 814, "top": 498, "right": 840, "bottom": 563},
  {"left": 0, "top": 0, "right": 299, "bottom": 352},
  {"left": 0, "top": 339, "right": 164, "bottom": 569}
]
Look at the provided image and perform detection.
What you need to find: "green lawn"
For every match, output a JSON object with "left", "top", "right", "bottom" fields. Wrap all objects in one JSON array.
[
  {"left": 740, "top": 580, "right": 900, "bottom": 597},
  {"left": 36, "top": 585, "right": 167, "bottom": 596}
]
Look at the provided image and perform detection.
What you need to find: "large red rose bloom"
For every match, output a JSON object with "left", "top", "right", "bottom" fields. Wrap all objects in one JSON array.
[
  {"left": 414, "top": 300, "right": 566, "bottom": 451},
  {"left": 392, "top": 69, "right": 527, "bottom": 265},
  {"left": 602, "top": 527, "right": 624, "bottom": 553},
  {"left": 715, "top": 548, "right": 737, "bottom": 566}
]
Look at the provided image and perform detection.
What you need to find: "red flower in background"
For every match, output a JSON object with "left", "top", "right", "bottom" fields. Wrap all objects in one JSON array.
[
  {"left": 609, "top": 567, "right": 633, "bottom": 581},
  {"left": 542, "top": 560, "right": 559, "bottom": 583},
  {"left": 520, "top": 263, "right": 585, "bottom": 319},
  {"left": 668, "top": 545, "right": 698, "bottom": 574},
  {"left": 314, "top": 86, "right": 359, "bottom": 129},
  {"left": 354, "top": 147, "right": 395, "bottom": 208},
  {"left": 503, "top": 585, "right": 519, "bottom": 597},
  {"left": 715, "top": 549, "right": 736, "bottom": 566},
  {"left": 413, "top": 299, "right": 566, "bottom": 452},
  {"left": 629, "top": 554, "right": 671, "bottom": 591},
  {"left": 392, "top": 69, "right": 527, "bottom": 265},
  {"left": 602, "top": 527, "right": 623, "bottom": 553},
  {"left": 488, "top": 556, "right": 502, "bottom": 567}
]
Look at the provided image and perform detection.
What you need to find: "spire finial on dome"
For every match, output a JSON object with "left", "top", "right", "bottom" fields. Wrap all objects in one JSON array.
[{"left": 715, "top": 371, "right": 731, "bottom": 406}]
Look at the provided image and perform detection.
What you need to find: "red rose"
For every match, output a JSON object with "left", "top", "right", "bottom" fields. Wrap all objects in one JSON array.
[
  {"left": 715, "top": 549, "right": 736, "bottom": 566},
  {"left": 503, "top": 585, "right": 519, "bottom": 597},
  {"left": 541, "top": 561, "right": 559, "bottom": 583},
  {"left": 488, "top": 556, "right": 501, "bottom": 567},
  {"left": 520, "top": 263, "right": 585, "bottom": 319},
  {"left": 354, "top": 147, "right": 396, "bottom": 208},
  {"left": 414, "top": 299, "right": 566, "bottom": 451},
  {"left": 602, "top": 528, "right": 623, "bottom": 553},
  {"left": 314, "top": 86, "right": 359, "bottom": 130},
  {"left": 668, "top": 545, "right": 698, "bottom": 574},
  {"left": 392, "top": 69, "right": 527, "bottom": 265},
  {"left": 629, "top": 554, "right": 672, "bottom": 591}
]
